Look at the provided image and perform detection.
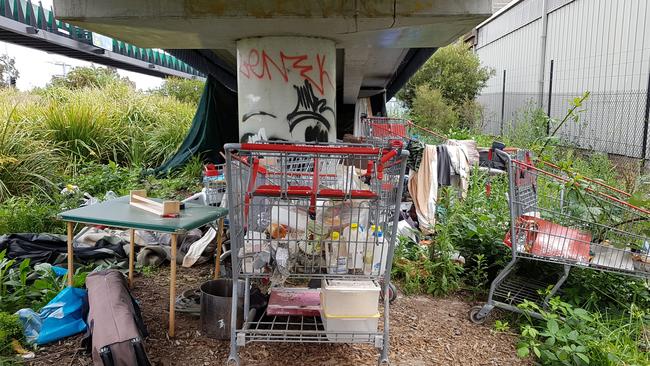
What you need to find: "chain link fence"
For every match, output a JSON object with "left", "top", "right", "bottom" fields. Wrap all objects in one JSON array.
[{"left": 478, "top": 82, "right": 650, "bottom": 163}]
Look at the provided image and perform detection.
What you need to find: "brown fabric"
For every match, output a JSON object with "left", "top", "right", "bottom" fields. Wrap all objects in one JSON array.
[
  {"left": 86, "top": 270, "right": 145, "bottom": 366},
  {"left": 407, "top": 145, "right": 438, "bottom": 234}
]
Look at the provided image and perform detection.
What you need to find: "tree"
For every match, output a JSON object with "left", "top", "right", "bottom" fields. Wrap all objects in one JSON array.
[
  {"left": 410, "top": 85, "right": 459, "bottom": 132},
  {"left": 153, "top": 77, "right": 205, "bottom": 105},
  {"left": 49, "top": 66, "right": 134, "bottom": 89},
  {"left": 0, "top": 55, "right": 18, "bottom": 88},
  {"left": 397, "top": 41, "right": 494, "bottom": 109}
]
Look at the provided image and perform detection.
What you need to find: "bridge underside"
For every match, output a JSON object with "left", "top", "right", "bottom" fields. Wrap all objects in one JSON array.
[
  {"left": 52, "top": 0, "right": 491, "bottom": 102},
  {"left": 0, "top": 16, "right": 200, "bottom": 79}
]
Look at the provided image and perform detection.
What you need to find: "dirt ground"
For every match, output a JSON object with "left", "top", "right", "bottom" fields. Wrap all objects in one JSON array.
[{"left": 27, "top": 265, "right": 527, "bottom": 366}]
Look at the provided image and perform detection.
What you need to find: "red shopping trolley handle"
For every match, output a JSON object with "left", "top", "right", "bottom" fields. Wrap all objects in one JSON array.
[{"left": 240, "top": 143, "right": 382, "bottom": 155}]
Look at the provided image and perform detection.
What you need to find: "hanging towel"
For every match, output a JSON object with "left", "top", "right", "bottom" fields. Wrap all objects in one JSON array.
[{"left": 408, "top": 145, "right": 438, "bottom": 234}]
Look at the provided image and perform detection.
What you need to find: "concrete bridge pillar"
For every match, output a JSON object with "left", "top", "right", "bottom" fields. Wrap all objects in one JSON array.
[{"left": 237, "top": 37, "right": 336, "bottom": 143}]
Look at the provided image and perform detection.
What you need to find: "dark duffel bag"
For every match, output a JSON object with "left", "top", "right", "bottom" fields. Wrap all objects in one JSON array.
[{"left": 84, "top": 270, "right": 150, "bottom": 366}]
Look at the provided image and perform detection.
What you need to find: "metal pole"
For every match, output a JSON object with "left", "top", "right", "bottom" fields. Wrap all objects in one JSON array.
[
  {"left": 537, "top": 0, "right": 549, "bottom": 108},
  {"left": 500, "top": 69, "right": 506, "bottom": 136},
  {"left": 546, "top": 59, "right": 554, "bottom": 134},
  {"left": 641, "top": 72, "right": 650, "bottom": 170}
]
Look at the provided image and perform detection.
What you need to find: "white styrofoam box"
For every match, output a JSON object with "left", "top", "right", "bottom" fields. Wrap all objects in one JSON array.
[
  {"left": 321, "top": 279, "right": 379, "bottom": 317},
  {"left": 320, "top": 310, "right": 379, "bottom": 343}
]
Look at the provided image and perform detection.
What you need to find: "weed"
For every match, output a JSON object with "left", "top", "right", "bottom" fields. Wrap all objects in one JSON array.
[
  {"left": 465, "top": 254, "right": 489, "bottom": 295},
  {"left": 137, "top": 265, "right": 159, "bottom": 277},
  {"left": 494, "top": 320, "right": 510, "bottom": 333},
  {"left": 517, "top": 297, "right": 649, "bottom": 365},
  {"left": 0, "top": 312, "right": 22, "bottom": 357}
]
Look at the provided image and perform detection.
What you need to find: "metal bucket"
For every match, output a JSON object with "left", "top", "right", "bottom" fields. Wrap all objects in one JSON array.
[{"left": 200, "top": 279, "right": 246, "bottom": 339}]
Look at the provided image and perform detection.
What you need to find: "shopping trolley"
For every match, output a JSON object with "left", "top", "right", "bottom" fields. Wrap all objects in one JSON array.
[
  {"left": 470, "top": 149, "right": 650, "bottom": 323},
  {"left": 225, "top": 142, "right": 408, "bottom": 365},
  {"left": 360, "top": 117, "right": 411, "bottom": 148}
]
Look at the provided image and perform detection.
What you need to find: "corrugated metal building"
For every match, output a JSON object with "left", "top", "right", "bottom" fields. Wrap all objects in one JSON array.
[{"left": 475, "top": 0, "right": 650, "bottom": 160}]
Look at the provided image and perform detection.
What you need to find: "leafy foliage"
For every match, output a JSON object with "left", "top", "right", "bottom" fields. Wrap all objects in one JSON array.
[
  {"left": 48, "top": 66, "right": 133, "bottom": 90},
  {"left": 399, "top": 41, "right": 492, "bottom": 130},
  {"left": 517, "top": 298, "right": 649, "bottom": 365},
  {"left": 410, "top": 85, "right": 459, "bottom": 132},
  {"left": 0, "top": 312, "right": 22, "bottom": 356},
  {"left": 0, "top": 55, "right": 18, "bottom": 88},
  {"left": 153, "top": 77, "right": 205, "bottom": 105},
  {"left": 391, "top": 235, "right": 462, "bottom": 296},
  {"left": 398, "top": 41, "right": 494, "bottom": 109}
]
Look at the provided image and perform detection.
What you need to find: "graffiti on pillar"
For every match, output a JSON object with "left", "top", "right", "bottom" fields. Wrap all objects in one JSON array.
[
  {"left": 287, "top": 80, "right": 334, "bottom": 142},
  {"left": 237, "top": 38, "right": 337, "bottom": 143}
]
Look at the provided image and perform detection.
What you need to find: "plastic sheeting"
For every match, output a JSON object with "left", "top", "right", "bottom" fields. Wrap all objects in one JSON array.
[
  {"left": 0, "top": 233, "right": 126, "bottom": 264},
  {"left": 18, "top": 287, "right": 89, "bottom": 345},
  {"left": 156, "top": 75, "right": 239, "bottom": 174}
]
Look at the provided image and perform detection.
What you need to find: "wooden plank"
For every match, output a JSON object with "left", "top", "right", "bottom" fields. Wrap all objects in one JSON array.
[
  {"left": 66, "top": 222, "right": 73, "bottom": 286},
  {"left": 214, "top": 218, "right": 224, "bottom": 279},
  {"left": 129, "top": 190, "right": 180, "bottom": 216},
  {"left": 169, "top": 233, "right": 177, "bottom": 337},
  {"left": 129, "top": 229, "right": 135, "bottom": 288}
]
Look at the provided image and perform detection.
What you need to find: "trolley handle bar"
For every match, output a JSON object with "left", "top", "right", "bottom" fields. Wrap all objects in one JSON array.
[
  {"left": 536, "top": 159, "right": 631, "bottom": 198},
  {"left": 239, "top": 143, "right": 382, "bottom": 155},
  {"left": 513, "top": 159, "right": 650, "bottom": 216}
]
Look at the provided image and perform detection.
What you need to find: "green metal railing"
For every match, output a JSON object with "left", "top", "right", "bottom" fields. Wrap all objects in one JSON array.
[{"left": 1, "top": 0, "right": 202, "bottom": 77}]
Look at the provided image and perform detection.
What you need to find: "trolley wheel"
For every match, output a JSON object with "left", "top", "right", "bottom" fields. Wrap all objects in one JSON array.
[
  {"left": 379, "top": 282, "right": 398, "bottom": 303},
  {"left": 378, "top": 359, "right": 390, "bottom": 366},
  {"left": 226, "top": 356, "right": 239, "bottom": 366},
  {"left": 468, "top": 305, "right": 488, "bottom": 325}
]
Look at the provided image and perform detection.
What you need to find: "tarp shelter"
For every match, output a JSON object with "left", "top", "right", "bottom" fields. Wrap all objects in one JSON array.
[{"left": 156, "top": 75, "right": 239, "bottom": 174}]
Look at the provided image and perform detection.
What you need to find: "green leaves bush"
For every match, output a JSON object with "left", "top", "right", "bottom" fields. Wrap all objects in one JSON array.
[
  {"left": 399, "top": 40, "right": 493, "bottom": 131},
  {"left": 0, "top": 312, "right": 22, "bottom": 357},
  {"left": 517, "top": 298, "right": 649, "bottom": 365}
]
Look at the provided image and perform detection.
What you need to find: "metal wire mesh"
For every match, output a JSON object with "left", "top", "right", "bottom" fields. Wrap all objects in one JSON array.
[
  {"left": 479, "top": 90, "right": 649, "bottom": 161},
  {"left": 225, "top": 142, "right": 407, "bottom": 357},
  {"left": 506, "top": 156, "right": 650, "bottom": 278}
]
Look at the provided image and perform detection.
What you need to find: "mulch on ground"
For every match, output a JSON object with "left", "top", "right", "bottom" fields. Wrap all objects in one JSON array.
[{"left": 27, "top": 265, "right": 528, "bottom": 366}]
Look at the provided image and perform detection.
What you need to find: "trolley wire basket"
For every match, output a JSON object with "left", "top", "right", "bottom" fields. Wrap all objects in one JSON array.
[
  {"left": 225, "top": 142, "right": 408, "bottom": 366},
  {"left": 470, "top": 149, "right": 650, "bottom": 323},
  {"left": 360, "top": 117, "right": 411, "bottom": 148}
]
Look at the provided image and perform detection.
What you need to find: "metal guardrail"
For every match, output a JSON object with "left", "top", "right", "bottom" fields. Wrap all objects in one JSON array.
[{"left": 0, "top": 0, "right": 203, "bottom": 78}]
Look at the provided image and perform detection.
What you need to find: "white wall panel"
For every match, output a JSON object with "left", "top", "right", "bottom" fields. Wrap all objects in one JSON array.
[{"left": 476, "top": 0, "right": 650, "bottom": 159}]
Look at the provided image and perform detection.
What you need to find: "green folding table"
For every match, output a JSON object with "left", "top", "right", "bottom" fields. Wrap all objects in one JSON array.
[{"left": 59, "top": 195, "right": 228, "bottom": 337}]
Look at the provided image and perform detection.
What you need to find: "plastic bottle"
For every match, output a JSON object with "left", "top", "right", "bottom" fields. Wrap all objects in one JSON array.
[
  {"left": 363, "top": 225, "right": 378, "bottom": 275},
  {"left": 372, "top": 231, "right": 389, "bottom": 275},
  {"left": 326, "top": 231, "right": 348, "bottom": 274},
  {"left": 344, "top": 223, "right": 366, "bottom": 271}
]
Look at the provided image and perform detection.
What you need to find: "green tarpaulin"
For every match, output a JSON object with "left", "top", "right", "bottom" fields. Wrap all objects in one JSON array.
[{"left": 156, "top": 75, "right": 238, "bottom": 174}]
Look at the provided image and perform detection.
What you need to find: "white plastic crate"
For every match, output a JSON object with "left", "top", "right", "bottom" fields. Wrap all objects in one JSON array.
[
  {"left": 320, "top": 310, "right": 379, "bottom": 343},
  {"left": 321, "top": 279, "right": 379, "bottom": 317}
]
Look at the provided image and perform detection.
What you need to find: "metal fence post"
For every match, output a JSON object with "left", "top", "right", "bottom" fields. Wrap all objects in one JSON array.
[
  {"left": 546, "top": 59, "right": 554, "bottom": 135},
  {"left": 641, "top": 72, "right": 650, "bottom": 170},
  {"left": 500, "top": 69, "right": 506, "bottom": 136}
]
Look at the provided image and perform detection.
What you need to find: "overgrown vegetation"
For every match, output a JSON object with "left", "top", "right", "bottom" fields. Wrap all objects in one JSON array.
[
  {"left": 517, "top": 298, "right": 649, "bottom": 366},
  {"left": 393, "top": 41, "right": 649, "bottom": 365},
  {"left": 0, "top": 67, "right": 201, "bottom": 201},
  {"left": 399, "top": 41, "right": 494, "bottom": 130}
]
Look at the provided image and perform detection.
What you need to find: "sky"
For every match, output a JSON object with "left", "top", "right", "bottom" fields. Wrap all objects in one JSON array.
[{"left": 3, "top": 0, "right": 164, "bottom": 91}]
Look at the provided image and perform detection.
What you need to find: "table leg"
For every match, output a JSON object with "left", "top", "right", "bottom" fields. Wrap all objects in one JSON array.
[
  {"left": 129, "top": 229, "right": 135, "bottom": 288},
  {"left": 169, "top": 233, "right": 177, "bottom": 337},
  {"left": 214, "top": 218, "right": 225, "bottom": 279},
  {"left": 66, "top": 222, "right": 74, "bottom": 286}
]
